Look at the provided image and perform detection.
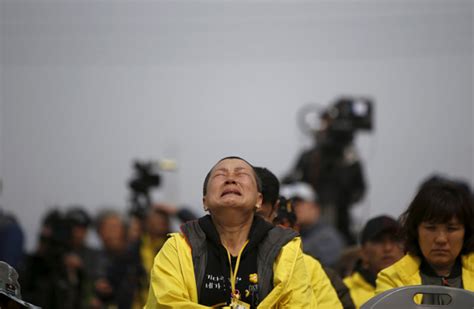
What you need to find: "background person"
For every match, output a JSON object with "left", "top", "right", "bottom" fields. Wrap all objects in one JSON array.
[
  {"left": 0, "top": 210, "right": 25, "bottom": 270},
  {"left": 255, "top": 166, "right": 352, "bottom": 309},
  {"left": 283, "top": 100, "right": 369, "bottom": 245},
  {"left": 19, "top": 209, "right": 88, "bottom": 309},
  {"left": 91, "top": 209, "right": 142, "bottom": 309},
  {"left": 376, "top": 181, "right": 474, "bottom": 304},
  {"left": 343, "top": 215, "right": 404, "bottom": 308},
  {"left": 130, "top": 205, "right": 171, "bottom": 308},
  {"left": 65, "top": 206, "right": 101, "bottom": 301},
  {"left": 280, "top": 182, "right": 345, "bottom": 267}
]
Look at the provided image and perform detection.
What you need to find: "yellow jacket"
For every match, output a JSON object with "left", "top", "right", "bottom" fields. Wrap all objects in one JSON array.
[
  {"left": 144, "top": 233, "right": 314, "bottom": 308},
  {"left": 304, "top": 255, "right": 342, "bottom": 309},
  {"left": 376, "top": 252, "right": 474, "bottom": 303},
  {"left": 343, "top": 271, "right": 374, "bottom": 309}
]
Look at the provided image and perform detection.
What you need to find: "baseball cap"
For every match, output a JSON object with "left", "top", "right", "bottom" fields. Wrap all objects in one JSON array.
[
  {"left": 280, "top": 182, "right": 317, "bottom": 203},
  {"left": 0, "top": 261, "right": 40, "bottom": 308},
  {"left": 360, "top": 215, "right": 400, "bottom": 244}
]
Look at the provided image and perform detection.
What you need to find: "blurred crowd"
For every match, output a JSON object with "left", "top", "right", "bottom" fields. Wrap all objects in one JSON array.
[{"left": 0, "top": 202, "right": 196, "bottom": 309}]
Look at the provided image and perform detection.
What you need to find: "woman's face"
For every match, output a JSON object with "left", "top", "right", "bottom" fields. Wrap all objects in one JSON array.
[
  {"left": 203, "top": 158, "right": 262, "bottom": 214},
  {"left": 417, "top": 216, "right": 465, "bottom": 272}
]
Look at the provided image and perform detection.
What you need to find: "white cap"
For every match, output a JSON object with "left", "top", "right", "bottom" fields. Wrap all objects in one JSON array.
[{"left": 280, "top": 182, "right": 317, "bottom": 202}]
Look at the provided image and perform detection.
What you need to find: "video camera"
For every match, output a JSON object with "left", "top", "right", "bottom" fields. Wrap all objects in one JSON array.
[
  {"left": 128, "top": 160, "right": 162, "bottom": 219},
  {"left": 129, "top": 161, "right": 161, "bottom": 194},
  {"left": 325, "top": 97, "right": 373, "bottom": 133},
  {"left": 315, "top": 97, "right": 373, "bottom": 149}
]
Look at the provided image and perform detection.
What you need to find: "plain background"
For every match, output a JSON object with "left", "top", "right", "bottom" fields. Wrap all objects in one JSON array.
[{"left": 1, "top": 0, "right": 472, "bottom": 251}]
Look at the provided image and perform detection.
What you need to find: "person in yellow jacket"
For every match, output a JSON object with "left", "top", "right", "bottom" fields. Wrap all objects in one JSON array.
[
  {"left": 131, "top": 206, "right": 170, "bottom": 309},
  {"left": 145, "top": 157, "right": 313, "bottom": 308},
  {"left": 343, "top": 216, "right": 404, "bottom": 308},
  {"left": 255, "top": 166, "right": 348, "bottom": 309},
  {"left": 376, "top": 179, "right": 474, "bottom": 305}
]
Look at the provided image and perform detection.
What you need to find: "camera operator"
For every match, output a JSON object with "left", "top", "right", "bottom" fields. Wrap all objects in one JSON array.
[
  {"left": 64, "top": 206, "right": 106, "bottom": 308},
  {"left": 284, "top": 98, "right": 370, "bottom": 244},
  {"left": 19, "top": 209, "right": 88, "bottom": 309}
]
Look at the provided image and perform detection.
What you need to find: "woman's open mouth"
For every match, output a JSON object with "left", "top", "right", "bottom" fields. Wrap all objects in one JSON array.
[{"left": 221, "top": 189, "right": 241, "bottom": 197}]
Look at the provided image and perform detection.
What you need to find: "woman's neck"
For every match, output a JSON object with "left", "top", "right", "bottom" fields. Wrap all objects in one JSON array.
[
  {"left": 432, "top": 264, "right": 454, "bottom": 277},
  {"left": 422, "top": 258, "right": 456, "bottom": 277},
  {"left": 213, "top": 214, "right": 253, "bottom": 256}
]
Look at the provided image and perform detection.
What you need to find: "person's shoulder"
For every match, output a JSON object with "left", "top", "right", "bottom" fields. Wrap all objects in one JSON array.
[
  {"left": 380, "top": 253, "right": 420, "bottom": 278},
  {"left": 343, "top": 272, "right": 360, "bottom": 290},
  {"left": 273, "top": 237, "right": 305, "bottom": 270},
  {"left": 344, "top": 271, "right": 371, "bottom": 290},
  {"left": 156, "top": 232, "right": 190, "bottom": 255},
  {"left": 167, "top": 232, "right": 188, "bottom": 243},
  {"left": 375, "top": 255, "right": 421, "bottom": 294},
  {"left": 179, "top": 218, "right": 202, "bottom": 234},
  {"left": 302, "top": 253, "right": 320, "bottom": 271},
  {"left": 307, "top": 223, "right": 345, "bottom": 245},
  {"left": 462, "top": 252, "right": 474, "bottom": 271},
  {"left": 265, "top": 226, "right": 299, "bottom": 248},
  {"left": 280, "top": 235, "right": 303, "bottom": 255},
  {"left": 342, "top": 273, "right": 354, "bottom": 287},
  {"left": 320, "top": 223, "right": 345, "bottom": 239},
  {"left": 179, "top": 218, "right": 206, "bottom": 244}
]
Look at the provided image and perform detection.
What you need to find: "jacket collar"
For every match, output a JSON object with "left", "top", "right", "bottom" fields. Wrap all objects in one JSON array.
[
  {"left": 394, "top": 252, "right": 474, "bottom": 289},
  {"left": 197, "top": 214, "right": 273, "bottom": 252}
]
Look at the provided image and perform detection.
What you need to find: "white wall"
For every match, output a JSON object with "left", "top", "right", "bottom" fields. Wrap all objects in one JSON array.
[{"left": 1, "top": 0, "right": 472, "bottom": 251}]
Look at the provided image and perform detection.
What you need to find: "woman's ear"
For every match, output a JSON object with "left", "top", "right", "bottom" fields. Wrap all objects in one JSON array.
[
  {"left": 202, "top": 197, "right": 208, "bottom": 211},
  {"left": 271, "top": 199, "right": 280, "bottom": 219},
  {"left": 257, "top": 192, "right": 263, "bottom": 208}
]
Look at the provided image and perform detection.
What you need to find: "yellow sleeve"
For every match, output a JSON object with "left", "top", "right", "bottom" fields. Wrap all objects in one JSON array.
[
  {"left": 305, "top": 255, "right": 342, "bottom": 309},
  {"left": 258, "top": 237, "right": 315, "bottom": 308},
  {"left": 144, "top": 235, "right": 209, "bottom": 309}
]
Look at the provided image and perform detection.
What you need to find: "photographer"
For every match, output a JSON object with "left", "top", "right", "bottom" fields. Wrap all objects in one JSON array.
[
  {"left": 65, "top": 207, "right": 101, "bottom": 295},
  {"left": 285, "top": 98, "right": 370, "bottom": 244},
  {"left": 19, "top": 209, "right": 88, "bottom": 309}
]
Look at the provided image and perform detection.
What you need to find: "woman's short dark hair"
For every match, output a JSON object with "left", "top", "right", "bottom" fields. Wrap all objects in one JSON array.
[{"left": 400, "top": 180, "right": 474, "bottom": 256}]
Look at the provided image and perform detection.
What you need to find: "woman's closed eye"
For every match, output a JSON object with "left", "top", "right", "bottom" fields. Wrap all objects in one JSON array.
[
  {"left": 447, "top": 225, "right": 462, "bottom": 232},
  {"left": 422, "top": 224, "right": 436, "bottom": 230}
]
